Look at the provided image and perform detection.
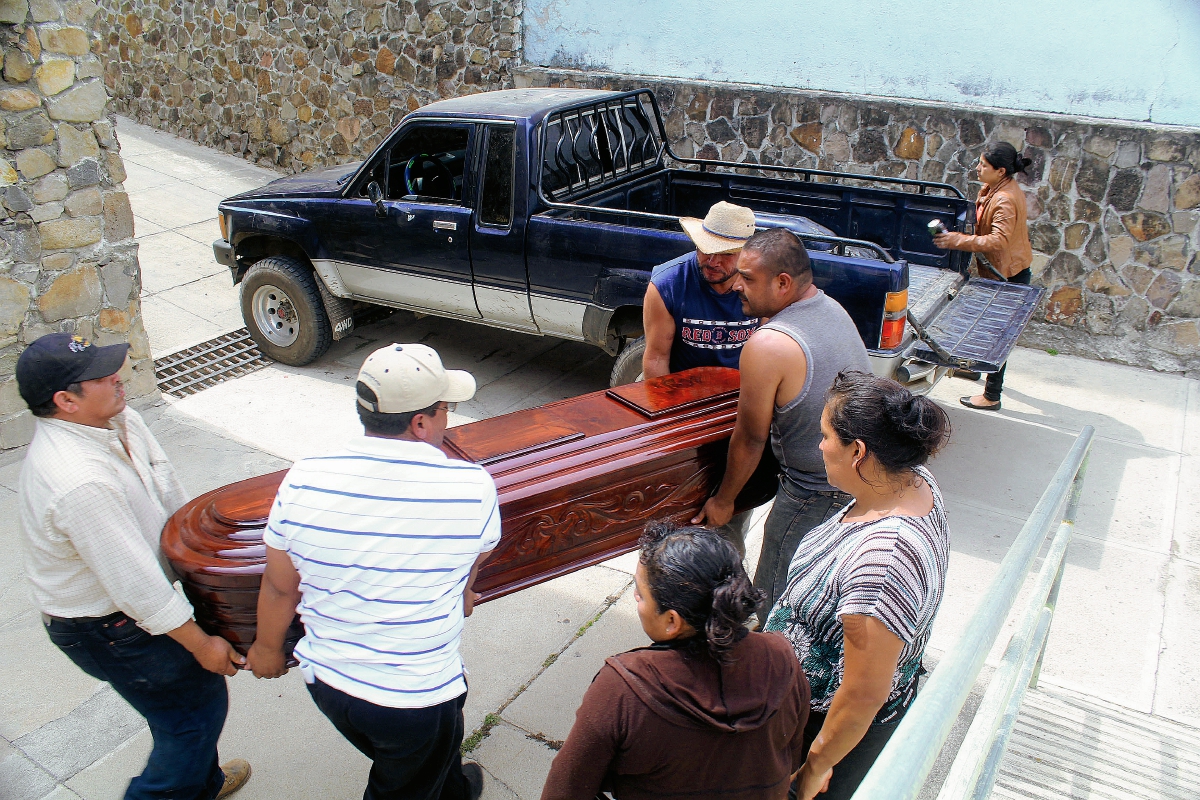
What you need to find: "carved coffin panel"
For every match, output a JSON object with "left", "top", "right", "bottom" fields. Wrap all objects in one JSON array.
[{"left": 163, "top": 367, "right": 777, "bottom": 653}]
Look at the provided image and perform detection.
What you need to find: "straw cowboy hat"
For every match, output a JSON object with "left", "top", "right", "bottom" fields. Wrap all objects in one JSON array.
[{"left": 679, "top": 201, "right": 756, "bottom": 254}]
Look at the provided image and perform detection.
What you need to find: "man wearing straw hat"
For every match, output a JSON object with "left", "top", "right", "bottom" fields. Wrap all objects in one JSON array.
[{"left": 642, "top": 201, "right": 762, "bottom": 555}]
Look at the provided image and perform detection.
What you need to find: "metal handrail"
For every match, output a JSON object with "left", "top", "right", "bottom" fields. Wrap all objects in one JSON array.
[{"left": 852, "top": 425, "right": 1095, "bottom": 800}]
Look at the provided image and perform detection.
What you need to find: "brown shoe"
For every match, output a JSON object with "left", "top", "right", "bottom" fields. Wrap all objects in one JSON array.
[{"left": 216, "top": 759, "right": 252, "bottom": 800}]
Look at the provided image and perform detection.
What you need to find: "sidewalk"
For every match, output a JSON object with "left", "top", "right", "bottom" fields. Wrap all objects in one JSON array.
[{"left": 1, "top": 116, "right": 1197, "bottom": 800}]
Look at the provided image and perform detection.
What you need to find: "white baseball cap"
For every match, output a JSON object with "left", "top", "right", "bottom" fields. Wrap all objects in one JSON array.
[{"left": 356, "top": 343, "right": 476, "bottom": 414}]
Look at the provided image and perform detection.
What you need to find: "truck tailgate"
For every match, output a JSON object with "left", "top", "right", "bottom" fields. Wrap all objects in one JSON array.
[{"left": 911, "top": 277, "right": 1044, "bottom": 372}]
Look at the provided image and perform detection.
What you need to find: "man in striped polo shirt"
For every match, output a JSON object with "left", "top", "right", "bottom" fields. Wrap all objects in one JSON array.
[{"left": 247, "top": 343, "right": 498, "bottom": 800}]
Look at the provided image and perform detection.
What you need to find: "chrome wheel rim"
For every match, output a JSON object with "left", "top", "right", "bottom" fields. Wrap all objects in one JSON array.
[{"left": 251, "top": 284, "right": 299, "bottom": 347}]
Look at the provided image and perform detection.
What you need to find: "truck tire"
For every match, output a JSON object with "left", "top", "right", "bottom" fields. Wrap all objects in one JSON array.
[
  {"left": 241, "top": 256, "right": 333, "bottom": 366},
  {"left": 609, "top": 336, "right": 646, "bottom": 387}
]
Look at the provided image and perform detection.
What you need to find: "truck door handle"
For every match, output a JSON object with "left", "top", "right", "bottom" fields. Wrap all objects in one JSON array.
[{"left": 432, "top": 220, "right": 457, "bottom": 231}]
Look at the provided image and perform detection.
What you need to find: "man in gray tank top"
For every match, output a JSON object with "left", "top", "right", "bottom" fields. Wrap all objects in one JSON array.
[{"left": 693, "top": 228, "right": 871, "bottom": 621}]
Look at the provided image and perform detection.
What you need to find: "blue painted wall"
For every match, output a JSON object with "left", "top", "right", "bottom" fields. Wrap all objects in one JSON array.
[{"left": 524, "top": 0, "right": 1200, "bottom": 127}]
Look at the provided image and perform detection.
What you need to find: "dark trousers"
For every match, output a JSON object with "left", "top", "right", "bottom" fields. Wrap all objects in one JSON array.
[
  {"left": 791, "top": 708, "right": 906, "bottom": 800},
  {"left": 307, "top": 679, "right": 470, "bottom": 800},
  {"left": 983, "top": 268, "right": 1033, "bottom": 402},
  {"left": 44, "top": 612, "right": 228, "bottom": 800},
  {"left": 755, "top": 481, "right": 853, "bottom": 625}
]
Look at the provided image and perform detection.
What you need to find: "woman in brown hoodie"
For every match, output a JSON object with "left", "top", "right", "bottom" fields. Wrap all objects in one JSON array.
[
  {"left": 541, "top": 522, "right": 811, "bottom": 800},
  {"left": 935, "top": 141, "right": 1035, "bottom": 411}
]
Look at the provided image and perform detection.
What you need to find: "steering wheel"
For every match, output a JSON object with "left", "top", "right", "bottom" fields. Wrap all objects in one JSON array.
[{"left": 404, "top": 154, "right": 455, "bottom": 198}]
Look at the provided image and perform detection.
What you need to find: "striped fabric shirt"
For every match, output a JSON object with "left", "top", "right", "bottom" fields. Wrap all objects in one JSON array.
[
  {"left": 764, "top": 466, "right": 949, "bottom": 723},
  {"left": 263, "top": 435, "right": 501, "bottom": 709}
]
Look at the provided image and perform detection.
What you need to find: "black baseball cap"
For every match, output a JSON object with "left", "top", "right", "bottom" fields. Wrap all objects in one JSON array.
[{"left": 15, "top": 333, "right": 130, "bottom": 407}]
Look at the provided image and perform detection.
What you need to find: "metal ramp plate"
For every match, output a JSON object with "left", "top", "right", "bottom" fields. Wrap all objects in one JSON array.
[
  {"left": 994, "top": 687, "right": 1200, "bottom": 800},
  {"left": 912, "top": 279, "right": 1044, "bottom": 372}
]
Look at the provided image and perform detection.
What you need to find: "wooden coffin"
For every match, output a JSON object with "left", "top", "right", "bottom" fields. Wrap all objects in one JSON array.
[{"left": 163, "top": 367, "right": 777, "bottom": 655}]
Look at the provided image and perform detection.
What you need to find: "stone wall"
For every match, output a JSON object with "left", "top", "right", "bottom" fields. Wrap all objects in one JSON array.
[
  {"left": 0, "top": 0, "right": 149, "bottom": 449},
  {"left": 95, "top": 0, "right": 521, "bottom": 171},
  {"left": 517, "top": 68, "right": 1200, "bottom": 377}
]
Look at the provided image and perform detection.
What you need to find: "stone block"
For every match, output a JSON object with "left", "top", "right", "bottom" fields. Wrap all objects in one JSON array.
[
  {"left": 0, "top": 88, "right": 41, "bottom": 112},
  {"left": 0, "top": 375, "right": 24, "bottom": 415},
  {"left": 0, "top": 0, "right": 28, "bottom": 25},
  {"left": 893, "top": 126, "right": 923, "bottom": 160},
  {"left": 1115, "top": 140, "right": 1141, "bottom": 168},
  {"left": 3, "top": 50, "right": 33, "bottom": 83},
  {"left": 1146, "top": 269, "right": 1182, "bottom": 310},
  {"left": 38, "top": 214, "right": 100, "bottom": 249},
  {"left": 30, "top": 0, "right": 60, "bottom": 22},
  {"left": 64, "top": 1, "right": 98, "bottom": 26},
  {"left": 1047, "top": 156, "right": 1077, "bottom": 193},
  {"left": 1148, "top": 319, "right": 1199, "bottom": 356},
  {"left": 1122, "top": 211, "right": 1172, "bottom": 242},
  {"left": 1121, "top": 263, "right": 1154, "bottom": 295},
  {"left": 1140, "top": 164, "right": 1171, "bottom": 214},
  {"left": 852, "top": 129, "right": 888, "bottom": 163},
  {"left": 1074, "top": 155, "right": 1110, "bottom": 202},
  {"left": 0, "top": 408, "right": 35, "bottom": 448},
  {"left": 39, "top": 25, "right": 89, "bottom": 55},
  {"left": 0, "top": 275, "right": 30, "bottom": 335},
  {"left": 1174, "top": 174, "right": 1200, "bottom": 210},
  {"left": 1105, "top": 169, "right": 1142, "bottom": 212},
  {"left": 30, "top": 200, "right": 61, "bottom": 222},
  {"left": 32, "top": 171, "right": 68, "bottom": 202},
  {"left": 45, "top": 80, "right": 106, "bottom": 122},
  {"left": 16, "top": 147, "right": 56, "bottom": 179},
  {"left": 1063, "top": 222, "right": 1089, "bottom": 251},
  {"left": 63, "top": 185, "right": 99, "bottom": 217},
  {"left": 1073, "top": 198, "right": 1101, "bottom": 222},
  {"left": 35, "top": 57, "right": 74, "bottom": 96},
  {"left": 40, "top": 251, "right": 70, "bottom": 270},
  {"left": 1085, "top": 268, "right": 1131, "bottom": 297},
  {"left": 1145, "top": 235, "right": 1189, "bottom": 271},
  {"left": 1148, "top": 138, "right": 1185, "bottom": 163},
  {"left": 105, "top": 151, "right": 125, "bottom": 183},
  {"left": 0, "top": 160, "right": 16, "bottom": 186},
  {"left": 3, "top": 218, "right": 39, "bottom": 263},
  {"left": 96, "top": 258, "right": 132, "bottom": 308},
  {"left": 1044, "top": 286, "right": 1082, "bottom": 324},
  {"left": 98, "top": 304, "right": 128, "bottom": 331},
  {"left": 55, "top": 122, "right": 98, "bottom": 166},
  {"left": 1048, "top": 251, "right": 1083, "bottom": 283},
  {"left": 127, "top": 312, "right": 149, "bottom": 359},
  {"left": 6, "top": 111, "right": 54, "bottom": 149},
  {"left": 65, "top": 158, "right": 98, "bottom": 188},
  {"left": 1029, "top": 221, "right": 1061, "bottom": 254},
  {"left": 36, "top": 262, "right": 99, "bottom": 320},
  {"left": 1083, "top": 135, "right": 1116, "bottom": 158},
  {"left": 1168, "top": 279, "right": 1200, "bottom": 318},
  {"left": 3, "top": 185, "right": 32, "bottom": 212}
]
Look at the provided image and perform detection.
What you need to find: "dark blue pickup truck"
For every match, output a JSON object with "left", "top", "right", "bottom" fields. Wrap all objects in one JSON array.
[{"left": 213, "top": 88, "right": 1042, "bottom": 390}]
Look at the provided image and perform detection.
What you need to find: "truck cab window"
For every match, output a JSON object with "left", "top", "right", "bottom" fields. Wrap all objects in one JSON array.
[
  {"left": 385, "top": 126, "right": 470, "bottom": 202},
  {"left": 479, "top": 126, "right": 515, "bottom": 227}
]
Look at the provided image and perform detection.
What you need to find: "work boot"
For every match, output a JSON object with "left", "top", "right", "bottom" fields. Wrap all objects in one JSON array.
[
  {"left": 216, "top": 759, "right": 252, "bottom": 799},
  {"left": 463, "top": 762, "right": 486, "bottom": 800}
]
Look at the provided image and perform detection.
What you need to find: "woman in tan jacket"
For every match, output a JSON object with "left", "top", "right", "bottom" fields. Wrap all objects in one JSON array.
[{"left": 934, "top": 141, "right": 1034, "bottom": 410}]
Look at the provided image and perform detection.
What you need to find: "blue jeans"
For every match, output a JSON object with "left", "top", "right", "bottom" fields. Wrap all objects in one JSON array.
[
  {"left": 307, "top": 679, "right": 470, "bottom": 800},
  {"left": 44, "top": 612, "right": 228, "bottom": 800},
  {"left": 755, "top": 480, "right": 852, "bottom": 624}
]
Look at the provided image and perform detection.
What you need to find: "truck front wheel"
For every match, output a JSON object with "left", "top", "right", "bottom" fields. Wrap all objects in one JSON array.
[
  {"left": 609, "top": 336, "right": 646, "bottom": 387},
  {"left": 241, "top": 256, "right": 332, "bottom": 366}
]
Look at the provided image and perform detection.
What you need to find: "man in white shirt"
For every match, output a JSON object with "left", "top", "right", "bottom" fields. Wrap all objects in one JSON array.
[
  {"left": 16, "top": 333, "right": 251, "bottom": 800},
  {"left": 248, "top": 343, "right": 498, "bottom": 800}
]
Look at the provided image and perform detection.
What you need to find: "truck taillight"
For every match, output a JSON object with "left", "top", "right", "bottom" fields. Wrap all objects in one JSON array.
[
  {"left": 880, "top": 289, "right": 908, "bottom": 350},
  {"left": 219, "top": 213, "right": 228, "bottom": 241}
]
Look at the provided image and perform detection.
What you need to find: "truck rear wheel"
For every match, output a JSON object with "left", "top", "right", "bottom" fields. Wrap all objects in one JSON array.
[
  {"left": 241, "top": 256, "right": 332, "bottom": 366},
  {"left": 609, "top": 336, "right": 646, "bottom": 387}
]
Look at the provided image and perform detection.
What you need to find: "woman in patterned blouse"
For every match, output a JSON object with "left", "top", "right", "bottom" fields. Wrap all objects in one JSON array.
[{"left": 764, "top": 370, "right": 952, "bottom": 800}]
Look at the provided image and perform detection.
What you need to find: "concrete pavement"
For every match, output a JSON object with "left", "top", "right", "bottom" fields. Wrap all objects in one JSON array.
[{"left": 1, "top": 116, "right": 1198, "bottom": 800}]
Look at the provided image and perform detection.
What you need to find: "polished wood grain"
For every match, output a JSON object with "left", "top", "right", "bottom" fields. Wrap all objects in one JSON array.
[{"left": 163, "top": 367, "right": 777, "bottom": 655}]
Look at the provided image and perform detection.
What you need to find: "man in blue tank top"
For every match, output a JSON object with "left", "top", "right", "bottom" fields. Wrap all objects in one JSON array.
[
  {"left": 643, "top": 201, "right": 762, "bottom": 377},
  {"left": 643, "top": 202, "right": 761, "bottom": 555}
]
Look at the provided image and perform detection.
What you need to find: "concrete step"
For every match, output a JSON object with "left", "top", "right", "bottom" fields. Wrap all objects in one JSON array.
[{"left": 994, "top": 686, "right": 1200, "bottom": 800}]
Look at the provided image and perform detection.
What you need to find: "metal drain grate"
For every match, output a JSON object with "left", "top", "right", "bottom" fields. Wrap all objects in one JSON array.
[{"left": 155, "top": 329, "right": 272, "bottom": 397}]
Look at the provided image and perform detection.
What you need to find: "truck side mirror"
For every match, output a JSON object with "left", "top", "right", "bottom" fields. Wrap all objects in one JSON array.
[{"left": 367, "top": 181, "right": 386, "bottom": 217}]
